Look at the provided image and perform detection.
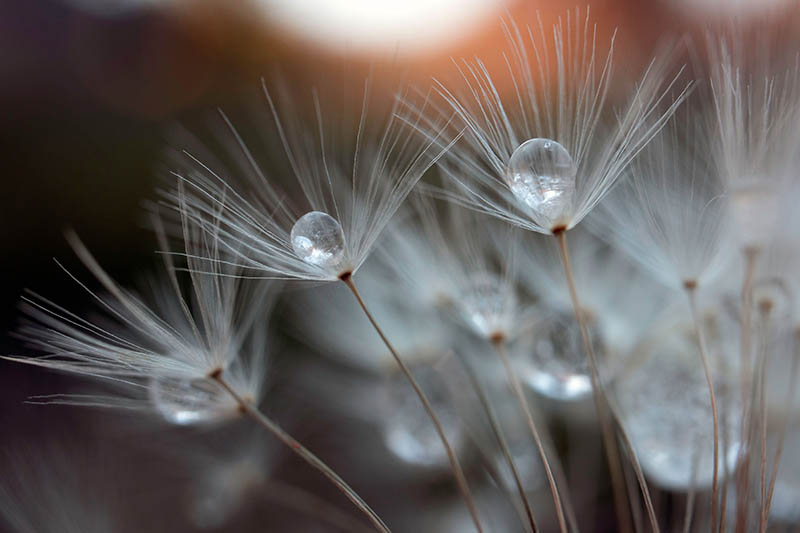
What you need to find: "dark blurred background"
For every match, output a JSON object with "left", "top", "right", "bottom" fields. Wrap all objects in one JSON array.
[{"left": 1, "top": 0, "right": 798, "bottom": 531}]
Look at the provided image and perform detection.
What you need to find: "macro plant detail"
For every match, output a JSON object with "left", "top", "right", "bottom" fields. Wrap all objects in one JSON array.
[{"left": 4, "top": 5, "right": 800, "bottom": 533}]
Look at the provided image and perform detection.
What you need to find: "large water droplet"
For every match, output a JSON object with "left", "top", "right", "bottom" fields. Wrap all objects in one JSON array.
[
  {"left": 517, "top": 310, "right": 606, "bottom": 401},
  {"left": 149, "top": 376, "right": 234, "bottom": 425},
  {"left": 505, "top": 138, "right": 577, "bottom": 230},
  {"left": 290, "top": 211, "right": 347, "bottom": 274},
  {"left": 458, "top": 274, "right": 516, "bottom": 339},
  {"left": 616, "top": 336, "right": 741, "bottom": 490}
]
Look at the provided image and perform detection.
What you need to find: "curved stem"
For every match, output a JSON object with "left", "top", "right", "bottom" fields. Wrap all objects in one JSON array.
[
  {"left": 460, "top": 354, "right": 539, "bottom": 533},
  {"left": 685, "top": 284, "right": 721, "bottom": 533},
  {"left": 554, "top": 230, "right": 657, "bottom": 533},
  {"left": 341, "top": 274, "right": 483, "bottom": 532},
  {"left": 764, "top": 329, "right": 800, "bottom": 524},
  {"left": 612, "top": 404, "right": 660, "bottom": 533},
  {"left": 494, "top": 339, "right": 567, "bottom": 533},
  {"left": 211, "top": 372, "right": 390, "bottom": 533}
]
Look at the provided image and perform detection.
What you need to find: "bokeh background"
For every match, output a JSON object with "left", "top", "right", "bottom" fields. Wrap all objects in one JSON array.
[{"left": 2, "top": 1, "right": 799, "bottom": 531}]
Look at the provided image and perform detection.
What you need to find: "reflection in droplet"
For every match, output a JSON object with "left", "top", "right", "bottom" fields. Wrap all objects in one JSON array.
[
  {"left": 149, "top": 376, "right": 234, "bottom": 425},
  {"left": 505, "top": 138, "right": 577, "bottom": 230},
  {"left": 290, "top": 211, "right": 347, "bottom": 274}
]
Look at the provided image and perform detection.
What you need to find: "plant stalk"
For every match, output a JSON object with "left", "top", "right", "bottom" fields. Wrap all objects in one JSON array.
[
  {"left": 211, "top": 372, "right": 390, "bottom": 533},
  {"left": 341, "top": 273, "right": 483, "bottom": 532}
]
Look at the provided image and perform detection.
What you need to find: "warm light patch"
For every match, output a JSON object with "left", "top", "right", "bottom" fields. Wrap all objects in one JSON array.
[{"left": 258, "top": 0, "right": 507, "bottom": 55}]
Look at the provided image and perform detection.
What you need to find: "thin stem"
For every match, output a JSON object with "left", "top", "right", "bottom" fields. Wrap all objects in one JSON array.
[
  {"left": 756, "top": 304, "right": 772, "bottom": 533},
  {"left": 341, "top": 274, "right": 483, "bottom": 532},
  {"left": 764, "top": 329, "right": 800, "bottom": 523},
  {"left": 460, "top": 354, "right": 539, "bottom": 533},
  {"left": 685, "top": 283, "right": 721, "bottom": 533},
  {"left": 735, "top": 247, "right": 759, "bottom": 533},
  {"left": 493, "top": 339, "right": 567, "bottom": 533},
  {"left": 683, "top": 439, "right": 702, "bottom": 533},
  {"left": 211, "top": 372, "right": 390, "bottom": 533},
  {"left": 613, "top": 407, "right": 661, "bottom": 533},
  {"left": 554, "top": 229, "right": 656, "bottom": 533}
]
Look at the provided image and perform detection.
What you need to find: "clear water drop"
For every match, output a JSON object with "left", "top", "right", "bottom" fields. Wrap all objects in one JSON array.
[
  {"left": 149, "top": 376, "right": 234, "bottom": 425},
  {"left": 616, "top": 335, "right": 741, "bottom": 490},
  {"left": 517, "top": 310, "right": 606, "bottom": 401},
  {"left": 505, "top": 138, "right": 577, "bottom": 230},
  {"left": 458, "top": 274, "right": 516, "bottom": 339},
  {"left": 290, "top": 211, "right": 347, "bottom": 274}
]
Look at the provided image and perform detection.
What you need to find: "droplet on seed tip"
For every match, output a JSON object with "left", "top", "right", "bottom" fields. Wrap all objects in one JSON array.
[
  {"left": 505, "top": 138, "right": 577, "bottom": 230},
  {"left": 290, "top": 211, "right": 347, "bottom": 274},
  {"left": 458, "top": 274, "right": 516, "bottom": 339},
  {"left": 149, "top": 376, "right": 233, "bottom": 425}
]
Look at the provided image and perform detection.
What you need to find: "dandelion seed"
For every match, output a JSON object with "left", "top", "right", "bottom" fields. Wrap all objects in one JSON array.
[{"left": 167, "top": 77, "right": 481, "bottom": 530}]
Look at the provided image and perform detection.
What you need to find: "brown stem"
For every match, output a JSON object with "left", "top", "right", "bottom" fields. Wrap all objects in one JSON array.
[
  {"left": 554, "top": 229, "right": 656, "bottom": 533},
  {"left": 756, "top": 304, "right": 772, "bottom": 533},
  {"left": 211, "top": 372, "right": 390, "bottom": 533},
  {"left": 685, "top": 283, "right": 721, "bottom": 533},
  {"left": 341, "top": 274, "right": 483, "bottom": 532},
  {"left": 493, "top": 339, "right": 567, "bottom": 533},
  {"left": 764, "top": 329, "right": 800, "bottom": 524},
  {"left": 736, "top": 247, "right": 759, "bottom": 533},
  {"left": 613, "top": 407, "right": 661, "bottom": 533},
  {"left": 460, "top": 354, "right": 538, "bottom": 533}
]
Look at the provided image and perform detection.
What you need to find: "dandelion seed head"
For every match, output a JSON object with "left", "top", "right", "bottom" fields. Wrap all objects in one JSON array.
[
  {"left": 149, "top": 376, "right": 238, "bottom": 426},
  {"left": 290, "top": 211, "right": 348, "bottom": 275},
  {"left": 458, "top": 273, "right": 517, "bottom": 340},
  {"left": 505, "top": 139, "right": 577, "bottom": 231}
]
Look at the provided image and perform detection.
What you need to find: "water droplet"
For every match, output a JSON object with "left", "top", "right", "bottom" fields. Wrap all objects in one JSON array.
[
  {"left": 458, "top": 274, "right": 516, "bottom": 339},
  {"left": 617, "top": 335, "right": 741, "bottom": 490},
  {"left": 149, "top": 376, "right": 234, "bottom": 425},
  {"left": 517, "top": 310, "right": 605, "bottom": 401},
  {"left": 382, "top": 369, "right": 464, "bottom": 468},
  {"left": 730, "top": 181, "right": 779, "bottom": 247},
  {"left": 505, "top": 138, "right": 577, "bottom": 230},
  {"left": 290, "top": 211, "right": 347, "bottom": 274}
]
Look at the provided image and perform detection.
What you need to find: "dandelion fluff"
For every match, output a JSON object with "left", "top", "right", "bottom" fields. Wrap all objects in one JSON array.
[{"left": 407, "top": 8, "right": 689, "bottom": 235}]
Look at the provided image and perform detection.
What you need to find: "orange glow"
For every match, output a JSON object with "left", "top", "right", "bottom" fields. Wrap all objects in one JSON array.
[{"left": 255, "top": 0, "right": 509, "bottom": 56}]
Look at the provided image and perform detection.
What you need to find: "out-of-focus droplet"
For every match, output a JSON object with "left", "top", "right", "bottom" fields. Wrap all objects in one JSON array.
[
  {"left": 517, "top": 310, "right": 606, "bottom": 401},
  {"left": 382, "top": 369, "right": 464, "bottom": 468},
  {"left": 505, "top": 138, "right": 577, "bottom": 230},
  {"left": 616, "top": 334, "right": 741, "bottom": 490},
  {"left": 149, "top": 376, "right": 233, "bottom": 425},
  {"left": 458, "top": 274, "right": 516, "bottom": 339},
  {"left": 290, "top": 211, "right": 347, "bottom": 275},
  {"left": 730, "top": 182, "right": 779, "bottom": 248}
]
